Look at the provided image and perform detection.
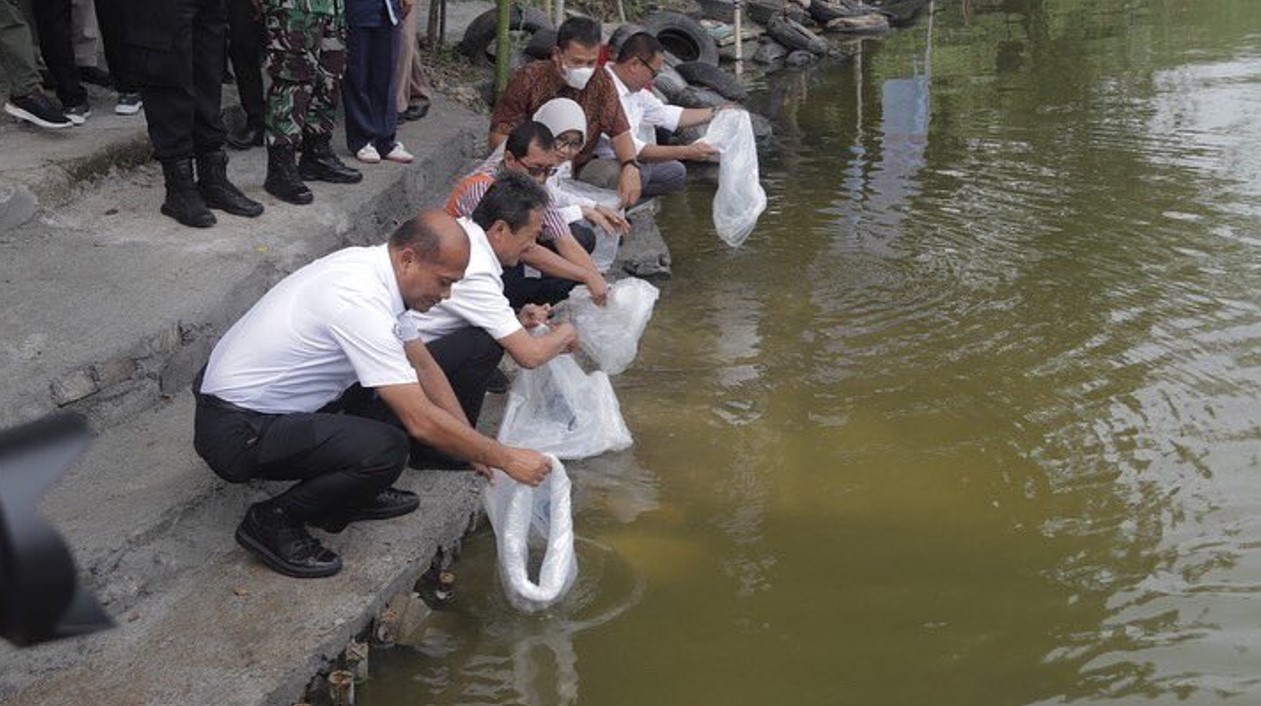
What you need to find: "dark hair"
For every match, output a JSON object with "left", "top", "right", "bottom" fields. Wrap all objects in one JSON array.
[
  {"left": 472, "top": 171, "right": 550, "bottom": 234},
  {"left": 505, "top": 120, "right": 555, "bottom": 160},
  {"left": 388, "top": 213, "right": 441, "bottom": 259},
  {"left": 556, "top": 17, "right": 601, "bottom": 51},
  {"left": 617, "top": 31, "right": 663, "bottom": 64}
]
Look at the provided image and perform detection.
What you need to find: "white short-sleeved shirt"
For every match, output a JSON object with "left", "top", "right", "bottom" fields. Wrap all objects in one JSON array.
[
  {"left": 201, "top": 244, "right": 417, "bottom": 414},
  {"left": 398, "top": 218, "right": 522, "bottom": 344},
  {"left": 595, "top": 64, "right": 685, "bottom": 160}
]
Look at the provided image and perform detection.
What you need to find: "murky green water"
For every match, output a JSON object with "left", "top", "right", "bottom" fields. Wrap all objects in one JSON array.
[{"left": 362, "top": 1, "right": 1261, "bottom": 704}]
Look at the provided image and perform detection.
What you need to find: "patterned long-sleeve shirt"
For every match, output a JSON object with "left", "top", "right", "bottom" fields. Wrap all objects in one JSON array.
[
  {"left": 490, "top": 60, "right": 631, "bottom": 170},
  {"left": 444, "top": 166, "right": 570, "bottom": 243}
]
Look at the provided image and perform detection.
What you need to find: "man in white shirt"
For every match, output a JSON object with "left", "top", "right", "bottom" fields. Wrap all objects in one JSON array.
[
  {"left": 194, "top": 210, "right": 552, "bottom": 579},
  {"left": 403, "top": 172, "right": 580, "bottom": 404},
  {"left": 581, "top": 32, "right": 720, "bottom": 198}
]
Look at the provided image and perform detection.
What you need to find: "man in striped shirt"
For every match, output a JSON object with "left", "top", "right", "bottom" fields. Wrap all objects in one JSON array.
[{"left": 446, "top": 120, "right": 609, "bottom": 309}]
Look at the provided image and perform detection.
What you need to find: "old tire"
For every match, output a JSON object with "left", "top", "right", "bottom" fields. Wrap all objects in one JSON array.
[
  {"left": 767, "top": 15, "right": 828, "bottom": 55},
  {"left": 746, "top": 1, "right": 807, "bottom": 25},
  {"left": 458, "top": 5, "right": 554, "bottom": 67},
  {"left": 824, "top": 13, "right": 890, "bottom": 33},
  {"left": 753, "top": 38, "right": 789, "bottom": 64},
  {"left": 524, "top": 28, "right": 557, "bottom": 60},
  {"left": 607, "top": 22, "right": 646, "bottom": 59},
  {"left": 653, "top": 63, "right": 690, "bottom": 102},
  {"left": 673, "top": 85, "right": 727, "bottom": 109},
  {"left": 785, "top": 49, "right": 818, "bottom": 67},
  {"left": 675, "top": 61, "right": 748, "bottom": 102},
  {"left": 640, "top": 11, "right": 720, "bottom": 66}
]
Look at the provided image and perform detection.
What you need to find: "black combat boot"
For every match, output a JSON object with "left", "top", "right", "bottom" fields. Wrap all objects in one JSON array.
[
  {"left": 196, "top": 150, "right": 264, "bottom": 217},
  {"left": 264, "top": 144, "right": 314, "bottom": 204},
  {"left": 225, "top": 117, "right": 264, "bottom": 150},
  {"left": 159, "top": 158, "right": 216, "bottom": 228},
  {"left": 298, "top": 132, "right": 363, "bottom": 184},
  {"left": 234, "top": 501, "right": 342, "bottom": 578}
]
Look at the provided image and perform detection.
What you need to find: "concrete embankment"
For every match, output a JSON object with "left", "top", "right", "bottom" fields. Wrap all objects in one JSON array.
[{"left": 0, "top": 86, "right": 671, "bottom": 704}]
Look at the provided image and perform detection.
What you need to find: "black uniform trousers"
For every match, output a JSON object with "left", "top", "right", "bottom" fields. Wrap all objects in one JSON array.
[
  {"left": 192, "top": 327, "right": 505, "bottom": 521},
  {"left": 127, "top": 0, "right": 227, "bottom": 161},
  {"left": 226, "top": 0, "right": 263, "bottom": 125},
  {"left": 29, "top": 0, "right": 86, "bottom": 107},
  {"left": 93, "top": 0, "right": 139, "bottom": 93}
]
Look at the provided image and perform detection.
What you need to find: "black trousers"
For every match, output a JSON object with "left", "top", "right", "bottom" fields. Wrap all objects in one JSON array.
[
  {"left": 341, "top": 22, "right": 398, "bottom": 153},
  {"left": 501, "top": 222, "right": 597, "bottom": 310},
  {"left": 192, "top": 328, "right": 503, "bottom": 517},
  {"left": 128, "top": 0, "right": 227, "bottom": 160},
  {"left": 194, "top": 390, "right": 408, "bottom": 521},
  {"left": 226, "top": 0, "right": 263, "bottom": 125},
  {"left": 29, "top": 0, "right": 86, "bottom": 106},
  {"left": 94, "top": 0, "right": 138, "bottom": 93}
]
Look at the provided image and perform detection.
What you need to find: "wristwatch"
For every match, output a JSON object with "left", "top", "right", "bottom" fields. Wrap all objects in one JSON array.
[{"left": 620, "top": 158, "right": 641, "bottom": 170}]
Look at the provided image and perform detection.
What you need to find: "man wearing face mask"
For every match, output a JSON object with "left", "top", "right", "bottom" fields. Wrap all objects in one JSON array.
[{"left": 489, "top": 16, "right": 643, "bottom": 209}]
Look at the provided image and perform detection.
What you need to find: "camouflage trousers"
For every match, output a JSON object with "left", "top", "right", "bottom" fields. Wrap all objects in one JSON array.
[{"left": 263, "top": 6, "right": 346, "bottom": 147}]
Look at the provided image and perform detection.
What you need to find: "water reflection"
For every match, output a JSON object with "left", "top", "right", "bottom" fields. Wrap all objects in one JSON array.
[{"left": 365, "top": 2, "right": 1261, "bottom": 704}]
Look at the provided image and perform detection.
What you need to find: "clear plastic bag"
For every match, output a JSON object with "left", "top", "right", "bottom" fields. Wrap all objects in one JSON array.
[
  {"left": 482, "top": 455, "right": 578, "bottom": 613},
  {"left": 497, "top": 352, "right": 633, "bottom": 460},
  {"left": 699, "top": 109, "right": 768, "bottom": 247},
  {"left": 567, "top": 278, "right": 661, "bottom": 376}
]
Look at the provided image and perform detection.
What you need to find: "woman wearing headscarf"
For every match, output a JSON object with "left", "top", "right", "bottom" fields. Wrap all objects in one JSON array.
[{"left": 531, "top": 98, "right": 629, "bottom": 246}]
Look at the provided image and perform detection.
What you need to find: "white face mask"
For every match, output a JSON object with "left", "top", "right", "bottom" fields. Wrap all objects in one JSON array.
[{"left": 563, "top": 66, "right": 595, "bottom": 90}]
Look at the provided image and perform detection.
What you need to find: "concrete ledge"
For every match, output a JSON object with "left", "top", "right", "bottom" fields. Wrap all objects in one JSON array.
[
  {"left": 0, "top": 393, "right": 485, "bottom": 706},
  {"left": 0, "top": 95, "right": 488, "bottom": 431}
]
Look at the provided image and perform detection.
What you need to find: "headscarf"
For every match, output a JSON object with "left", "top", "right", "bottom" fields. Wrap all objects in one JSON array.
[{"left": 532, "top": 98, "right": 587, "bottom": 146}]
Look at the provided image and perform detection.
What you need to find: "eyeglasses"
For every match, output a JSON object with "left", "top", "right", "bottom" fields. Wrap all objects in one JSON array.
[
  {"left": 637, "top": 56, "right": 661, "bottom": 78},
  {"left": 521, "top": 162, "right": 558, "bottom": 178},
  {"left": 555, "top": 135, "right": 583, "bottom": 151}
]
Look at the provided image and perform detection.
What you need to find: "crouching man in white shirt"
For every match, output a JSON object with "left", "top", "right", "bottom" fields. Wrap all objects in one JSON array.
[
  {"left": 401, "top": 171, "right": 580, "bottom": 412},
  {"left": 193, "top": 209, "right": 552, "bottom": 579}
]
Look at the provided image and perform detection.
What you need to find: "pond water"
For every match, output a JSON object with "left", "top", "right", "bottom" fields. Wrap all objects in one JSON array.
[{"left": 361, "top": 1, "right": 1261, "bottom": 704}]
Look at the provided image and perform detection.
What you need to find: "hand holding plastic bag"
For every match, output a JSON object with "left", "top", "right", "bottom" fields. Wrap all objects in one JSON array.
[
  {"left": 483, "top": 455, "right": 577, "bottom": 612},
  {"left": 567, "top": 278, "right": 660, "bottom": 375},
  {"left": 699, "top": 109, "right": 767, "bottom": 247}
]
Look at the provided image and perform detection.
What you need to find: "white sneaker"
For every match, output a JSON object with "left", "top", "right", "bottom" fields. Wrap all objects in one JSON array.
[
  {"left": 384, "top": 142, "right": 414, "bottom": 164},
  {"left": 356, "top": 144, "right": 381, "bottom": 164},
  {"left": 114, "top": 92, "right": 142, "bottom": 115}
]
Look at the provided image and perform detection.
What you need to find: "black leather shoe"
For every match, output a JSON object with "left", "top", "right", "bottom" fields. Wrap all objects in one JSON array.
[
  {"left": 159, "top": 158, "right": 216, "bottom": 228},
  {"left": 197, "top": 151, "right": 264, "bottom": 217},
  {"left": 399, "top": 100, "right": 430, "bottom": 121},
  {"left": 310, "top": 487, "right": 420, "bottom": 533},
  {"left": 235, "top": 503, "right": 342, "bottom": 578},
  {"left": 265, "top": 144, "right": 314, "bottom": 204},
  {"left": 298, "top": 132, "right": 363, "bottom": 184},
  {"left": 226, "top": 122, "right": 264, "bottom": 150}
]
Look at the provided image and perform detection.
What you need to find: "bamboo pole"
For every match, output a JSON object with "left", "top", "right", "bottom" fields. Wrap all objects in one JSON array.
[
  {"left": 495, "top": 0, "right": 511, "bottom": 98},
  {"left": 733, "top": 0, "right": 743, "bottom": 79}
]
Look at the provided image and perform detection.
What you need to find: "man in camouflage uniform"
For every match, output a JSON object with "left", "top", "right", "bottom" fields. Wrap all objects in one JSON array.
[{"left": 261, "top": 0, "right": 362, "bottom": 205}]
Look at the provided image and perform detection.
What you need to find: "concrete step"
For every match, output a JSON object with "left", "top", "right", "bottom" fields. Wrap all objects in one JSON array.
[
  {"left": 0, "top": 95, "right": 489, "bottom": 432},
  {"left": 0, "top": 390, "right": 485, "bottom": 706}
]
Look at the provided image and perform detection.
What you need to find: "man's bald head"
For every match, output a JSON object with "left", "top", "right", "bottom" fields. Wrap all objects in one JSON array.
[
  {"left": 390, "top": 209, "right": 471, "bottom": 269},
  {"left": 390, "top": 209, "right": 471, "bottom": 312}
]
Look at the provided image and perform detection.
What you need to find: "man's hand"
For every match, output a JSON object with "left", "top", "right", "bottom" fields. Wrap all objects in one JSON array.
[
  {"left": 519, "top": 303, "right": 552, "bottom": 328},
  {"left": 501, "top": 447, "right": 552, "bottom": 486},
  {"left": 546, "top": 320, "right": 580, "bottom": 353},
  {"left": 582, "top": 204, "right": 629, "bottom": 235},
  {"left": 585, "top": 273, "right": 609, "bottom": 306},
  {"left": 473, "top": 462, "right": 493, "bottom": 481},
  {"left": 617, "top": 164, "right": 642, "bottom": 208},
  {"left": 686, "top": 141, "right": 720, "bottom": 162}
]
